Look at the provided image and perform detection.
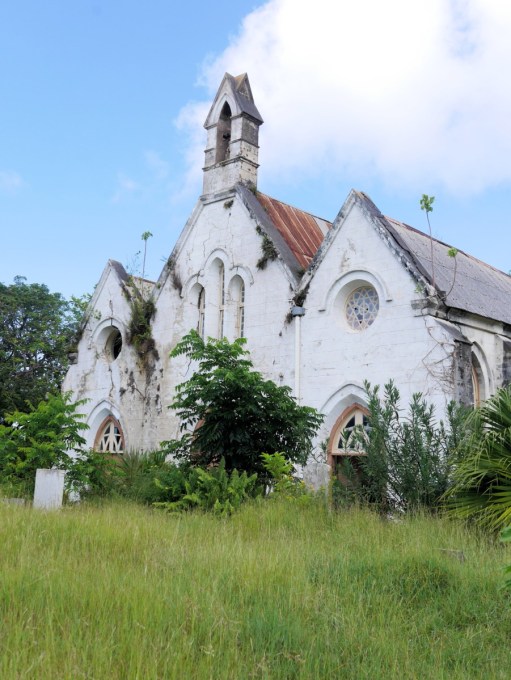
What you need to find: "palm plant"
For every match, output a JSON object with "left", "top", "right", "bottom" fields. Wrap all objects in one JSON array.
[{"left": 445, "top": 385, "right": 511, "bottom": 530}]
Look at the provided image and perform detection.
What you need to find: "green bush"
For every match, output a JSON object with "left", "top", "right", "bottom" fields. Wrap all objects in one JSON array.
[
  {"left": 115, "top": 450, "right": 188, "bottom": 505},
  {"left": 344, "top": 381, "right": 470, "bottom": 513},
  {"left": 65, "top": 449, "right": 121, "bottom": 499},
  {"left": 165, "top": 331, "right": 323, "bottom": 479},
  {"left": 445, "top": 385, "right": 511, "bottom": 530},
  {"left": 0, "top": 393, "right": 88, "bottom": 493},
  {"left": 261, "top": 452, "right": 310, "bottom": 500},
  {"left": 155, "top": 458, "right": 260, "bottom": 515}
]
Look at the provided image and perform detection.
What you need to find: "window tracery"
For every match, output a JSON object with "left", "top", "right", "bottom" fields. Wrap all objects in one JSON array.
[
  {"left": 345, "top": 286, "right": 379, "bottom": 330},
  {"left": 95, "top": 416, "right": 124, "bottom": 454},
  {"left": 197, "top": 286, "right": 205, "bottom": 339},
  {"left": 218, "top": 263, "right": 225, "bottom": 338},
  {"left": 329, "top": 405, "right": 370, "bottom": 480}
]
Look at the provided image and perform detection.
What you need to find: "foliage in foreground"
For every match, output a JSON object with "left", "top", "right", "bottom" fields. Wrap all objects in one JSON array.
[
  {"left": 165, "top": 331, "right": 323, "bottom": 478},
  {"left": 445, "top": 385, "right": 511, "bottom": 530},
  {"left": 0, "top": 499, "right": 510, "bottom": 679},
  {"left": 338, "top": 380, "right": 470, "bottom": 513},
  {"left": 501, "top": 525, "right": 511, "bottom": 591},
  {"left": 0, "top": 393, "right": 88, "bottom": 494},
  {"left": 261, "top": 451, "right": 310, "bottom": 499},
  {"left": 155, "top": 458, "right": 260, "bottom": 515},
  {"left": 0, "top": 277, "right": 88, "bottom": 419}
]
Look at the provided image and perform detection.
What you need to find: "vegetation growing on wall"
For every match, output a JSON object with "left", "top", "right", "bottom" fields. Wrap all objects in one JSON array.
[
  {"left": 166, "top": 254, "right": 183, "bottom": 295},
  {"left": 123, "top": 278, "right": 157, "bottom": 359},
  {"left": 255, "top": 225, "right": 279, "bottom": 270}
]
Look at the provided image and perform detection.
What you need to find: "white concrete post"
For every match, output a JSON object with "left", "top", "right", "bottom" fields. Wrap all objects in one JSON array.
[{"left": 33, "top": 469, "right": 66, "bottom": 509}]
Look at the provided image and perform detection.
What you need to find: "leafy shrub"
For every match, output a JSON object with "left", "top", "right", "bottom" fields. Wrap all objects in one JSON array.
[
  {"left": 65, "top": 449, "right": 120, "bottom": 499},
  {"left": 445, "top": 385, "right": 511, "bottom": 530},
  {"left": 116, "top": 450, "right": 187, "bottom": 504},
  {"left": 0, "top": 393, "right": 88, "bottom": 493},
  {"left": 165, "top": 331, "right": 323, "bottom": 479},
  {"left": 501, "top": 525, "right": 511, "bottom": 591},
  {"left": 261, "top": 452, "right": 309, "bottom": 500},
  {"left": 344, "top": 381, "right": 469, "bottom": 513},
  {"left": 155, "top": 458, "right": 260, "bottom": 516}
]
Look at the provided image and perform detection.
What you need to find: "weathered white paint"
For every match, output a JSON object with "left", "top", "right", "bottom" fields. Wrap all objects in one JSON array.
[
  {"left": 63, "top": 74, "right": 511, "bottom": 490},
  {"left": 33, "top": 469, "right": 66, "bottom": 510}
]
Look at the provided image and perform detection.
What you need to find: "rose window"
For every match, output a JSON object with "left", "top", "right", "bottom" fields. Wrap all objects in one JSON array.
[{"left": 345, "top": 286, "right": 379, "bottom": 330}]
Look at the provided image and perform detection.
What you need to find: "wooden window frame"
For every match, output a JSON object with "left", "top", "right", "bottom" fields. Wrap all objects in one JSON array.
[
  {"left": 94, "top": 416, "right": 125, "bottom": 454},
  {"left": 327, "top": 404, "right": 369, "bottom": 468}
]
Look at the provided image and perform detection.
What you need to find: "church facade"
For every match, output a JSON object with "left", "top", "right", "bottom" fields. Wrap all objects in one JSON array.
[{"left": 63, "top": 73, "right": 511, "bottom": 486}]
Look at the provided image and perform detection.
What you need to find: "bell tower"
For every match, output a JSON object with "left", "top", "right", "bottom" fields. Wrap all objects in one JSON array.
[{"left": 203, "top": 73, "right": 263, "bottom": 195}]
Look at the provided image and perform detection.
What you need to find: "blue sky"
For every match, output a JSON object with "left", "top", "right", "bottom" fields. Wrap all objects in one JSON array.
[{"left": 2, "top": 0, "right": 510, "bottom": 299}]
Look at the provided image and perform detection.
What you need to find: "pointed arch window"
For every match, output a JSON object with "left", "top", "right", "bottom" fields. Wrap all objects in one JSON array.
[
  {"left": 218, "top": 263, "right": 225, "bottom": 338},
  {"left": 236, "top": 280, "right": 245, "bottom": 339},
  {"left": 197, "top": 286, "right": 206, "bottom": 339},
  {"left": 230, "top": 275, "right": 245, "bottom": 339},
  {"left": 95, "top": 416, "right": 125, "bottom": 454},
  {"left": 471, "top": 353, "right": 485, "bottom": 406},
  {"left": 216, "top": 102, "right": 232, "bottom": 163},
  {"left": 328, "top": 405, "right": 370, "bottom": 480}
]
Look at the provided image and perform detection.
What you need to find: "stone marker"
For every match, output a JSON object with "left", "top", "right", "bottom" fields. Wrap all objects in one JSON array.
[{"left": 33, "top": 469, "right": 66, "bottom": 509}]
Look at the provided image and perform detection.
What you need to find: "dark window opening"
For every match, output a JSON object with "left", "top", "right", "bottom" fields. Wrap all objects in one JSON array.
[
  {"left": 216, "top": 102, "right": 232, "bottom": 163},
  {"left": 106, "top": 328, "right": 123, "bottom": 361}
]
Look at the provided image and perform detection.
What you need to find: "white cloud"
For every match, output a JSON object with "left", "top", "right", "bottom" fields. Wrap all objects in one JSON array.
[
  {"left": 111, "top": 173, "right": 140, "bottom": 203},
  {"left": 0, "top": 170, "right": 24, "bottom": 193},
  {"left": 144, "top": 150, "right": 170, "bottom": 181},
  {"left": 178, "top": 0, "right": 511, "bottom": 195}
]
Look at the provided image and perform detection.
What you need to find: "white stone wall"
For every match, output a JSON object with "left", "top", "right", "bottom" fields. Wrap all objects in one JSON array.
[
  {"left": 62, "top": 264, "right": 151, "bottom": 451},
  {"left": 296, "top": 199, "right": 457, "bottom": 462},
  {"left": 63, "top": 185, "right": 507, "bottom": 474}
]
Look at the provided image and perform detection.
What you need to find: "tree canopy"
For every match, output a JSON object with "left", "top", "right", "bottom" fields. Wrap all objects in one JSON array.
[
  {"left": 0, "top": 277, "right": 87, "bottom": 419},
  {"left": 166, "top": 331, "right": 323, "bottom": 477}
]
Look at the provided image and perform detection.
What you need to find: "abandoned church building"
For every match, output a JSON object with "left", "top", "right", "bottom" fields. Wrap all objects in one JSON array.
[{"left": 63, "top": 73, "right": 511, "bottom": 487}]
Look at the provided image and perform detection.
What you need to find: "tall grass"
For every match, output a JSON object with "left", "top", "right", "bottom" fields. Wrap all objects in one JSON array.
[{"left": 1, "top": 498, "right": 510, "bottom": 679}]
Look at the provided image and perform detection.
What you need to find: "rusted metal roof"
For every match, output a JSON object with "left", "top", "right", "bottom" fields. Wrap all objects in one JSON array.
[{"left": 256, "top": 192, "right": 332, "bottom": 269}]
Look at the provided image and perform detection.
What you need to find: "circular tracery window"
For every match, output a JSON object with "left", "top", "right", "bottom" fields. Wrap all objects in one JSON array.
[{"left": 345, "top": 286, "right": 379, "bottom": 330}]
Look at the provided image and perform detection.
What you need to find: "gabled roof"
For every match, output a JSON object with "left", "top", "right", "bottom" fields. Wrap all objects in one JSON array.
[
  {"left": 350, "top": 192, "right": 511, "bottom": 326},
  {"left": 204, "top": 72, "right": 263, "bottom": 128},
  {"left": 256, "top": 192, "right": 332, "bottom": 269},
  {"left": 253, "top": 187, "right": 511, "bottom": 326},
  {"left": 383, "top": 214, "right": 511, "bottom": 325}
]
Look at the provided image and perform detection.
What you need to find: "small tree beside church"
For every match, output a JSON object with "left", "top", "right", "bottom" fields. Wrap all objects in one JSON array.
[{"left": 164, "top": 331, "right": 323, "bottom": 479}]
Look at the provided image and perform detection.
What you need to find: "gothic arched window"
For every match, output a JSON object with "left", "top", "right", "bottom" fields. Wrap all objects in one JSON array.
[
  {"left": 216, "top": 102, "right": 232, "bottom": 163},
  {"left": 218, "top": 263, "right": 225, "bottom": 338},
  {"left": 328, "top": 405, "right": 370, "bottom": 481},
  {"left": 471, "top": 353, "right": 485, "bottom": 406},
  {"left": 230, "top": 275, "right": 245, "bottom": 339},
  {"left": 197, "top": 286, "right": 206, "bottom": 339},
  {"left": 95, "top": 416, "right": 125, "bottom": 454}
]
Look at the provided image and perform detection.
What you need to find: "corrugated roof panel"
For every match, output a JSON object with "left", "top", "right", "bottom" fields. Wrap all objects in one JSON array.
[
  {"left": 384, "top": 216, "right": 511, "bottom": 325},
  {"left": 256, "top": 192, "right": 332, "bottom": 269}
]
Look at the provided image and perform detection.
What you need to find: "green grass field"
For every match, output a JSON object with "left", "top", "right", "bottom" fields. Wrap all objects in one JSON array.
[{"left": 1, "top": 498, "right": 510, "bottom": 679}]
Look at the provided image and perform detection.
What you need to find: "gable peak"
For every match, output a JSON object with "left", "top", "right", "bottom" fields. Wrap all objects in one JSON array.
[{"left": 204, "top": 72, "right": 263, "bottom": 128}]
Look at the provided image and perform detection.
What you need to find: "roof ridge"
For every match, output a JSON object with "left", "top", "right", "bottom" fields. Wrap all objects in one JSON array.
[
  {"left": 257, "top": 191, "right": 332, "bottom": 224},
  {"left": 386, "top": 216, "right": 511, "bottom": 279}
]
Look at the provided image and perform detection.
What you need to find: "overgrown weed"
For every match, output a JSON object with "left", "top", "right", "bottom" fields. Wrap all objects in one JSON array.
[{"left": 1, "top": 499, "right": 510, "bottom": 678}]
